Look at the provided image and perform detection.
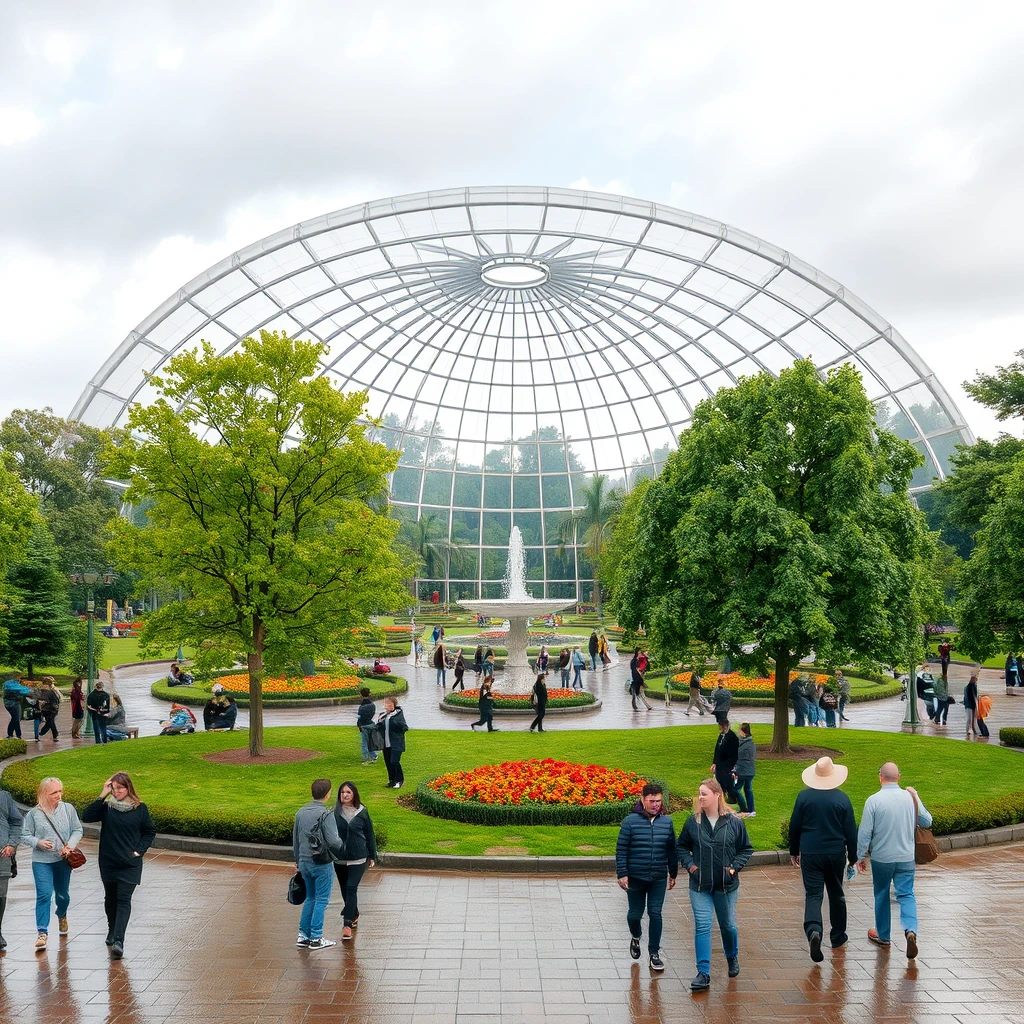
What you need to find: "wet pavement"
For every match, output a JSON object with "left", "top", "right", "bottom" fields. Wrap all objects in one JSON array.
[{"left": 0, "top": 840, "right": 1021, "bottom": 1023}]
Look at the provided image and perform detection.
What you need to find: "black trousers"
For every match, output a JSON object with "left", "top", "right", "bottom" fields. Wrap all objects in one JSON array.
[
  {"left": 383, "top": 746, "right": 404, "bottom": 785},
  {"left": 800, "top": 852, "right": 848, "bottom": 946},
  {"left": 102, "top": 878, "right": 138, "bottom": 945},
  {"left": 333, "top": 861, "right": 368, "bottom": 926},
  {"left": 529, "top": 706, "right": 546, "bottom": 731},
  {"left": 39, "top": 711, "right": 59, "bottom": 738}
]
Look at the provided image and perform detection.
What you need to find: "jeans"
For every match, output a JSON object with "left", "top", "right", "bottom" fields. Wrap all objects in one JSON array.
[
  {"left": 90, "top": 710, "right": 108, "bottom": 743},
  {"left": 824, "top": 708, "right": 836, "bottom": 728},
  {"left": 4, "top": 702, "right": 21, "bottom": 739},
  {"left": 359, "top": 725, "right": 378, "bottom": 762},
  {"left": 573, "top": 665, "right": 582, "bottom": 688},
  {"left": 590, "top": 654, "right": 597, "bottom": 670},
  {"left": 792, "top": 698, "right": 807, "bottom": 727},
  {"left": 560, "top": 668, "right": 570, "bottom": 686},
  {"left": 298, "top": 859, "right": 335, "bottom": 940},
  {"left": 932, "top": 698, "right": 948, "bottom": 723},
  {"left": 839, "top": 696, "right": 849, "bottom": 720},
  {"left": 800, "top": 852, "right": 848, "bottom": 946},
  {"left": 383, "top": 746, "right": 404, "bottom": 785},
  {"left": 735, "top": 776, "right": 754, "bottom": 814},
  {"left": 436, "top": 667, "right": 446, "bottom": 686},
  {"left": 870, "top": 860, "right": 918, "bottom": 941},
  {"left": 32, "top": 860, "right": 72, "bottom": 933},
  {"left": 334, "top": 861, "right": 367, "bottom": 926},
  {"left": 625, "top": 875, "right": 668, "bottom": 955},
  {"left": 103, "top": 877, "right": 137, "bottom": 945},
  {"left": 106, "top": 728, "right": 128, "bottom": 741},
  {"left": 688, "top": 887, "right": 739, "bottom": 975}
]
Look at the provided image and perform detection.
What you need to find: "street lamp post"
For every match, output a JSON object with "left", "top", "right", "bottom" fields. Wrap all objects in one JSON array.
[
  {"left": 81, "top": 572, "right": 99, "bottom": 738},
  {"left": 902, "top": 629, "right": 925, "bottom": 734}
]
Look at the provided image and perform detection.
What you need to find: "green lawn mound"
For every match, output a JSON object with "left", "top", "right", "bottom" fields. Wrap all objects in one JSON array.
[
  {"left": 150, "top": 673, "right": 407, "bottom": 708},
  {"left": 4, "top": 726, "right": 1022, "bottom": 857}
]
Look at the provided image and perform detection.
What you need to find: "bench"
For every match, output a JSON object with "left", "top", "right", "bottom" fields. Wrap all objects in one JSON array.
[{"left": 124, "top": 726, "right": 140, "bottom": 739}]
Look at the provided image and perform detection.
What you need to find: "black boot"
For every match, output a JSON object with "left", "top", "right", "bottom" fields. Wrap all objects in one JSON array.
[{"left": 0, "top": 895, "right": 6, "bottom": 949}]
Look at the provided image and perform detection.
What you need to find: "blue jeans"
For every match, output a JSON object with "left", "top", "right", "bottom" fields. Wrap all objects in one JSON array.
[
  {"left": 688, "top": 888, "right": 739, "bottom": 974},
  {"left": 436, "top": 667, "right": 446, "bottom": 686},
  {"left": 625, "top": 875, "right": 668, "bottom": 955},
  {"left": 33, "top": 860, "right": 72, "bottom": 933},
  {"left": 825, "top": 708, "right": 837, "bottom": 728},
  {"left": 297, "top": 860, "right": 335, "bottom": 940},
  {"left": 4, "top": 702, "right": 21, "bottom": 739},
  {"left": 573, "top": 665, "right": 582, "bottom": 688},
  {"left": 590, "top": 654, "right": 596, "bottom": 670},
  {"left": 561, "top": 668, "right": 570, "bottom": 686},
  {"left": 735, "top": 776, "right": 754, "bottom": 814},
  {"left": 90, "top": 710, "right": 108, "bottom": 743},
  {"left": 870, "top": 860, "right": 917, "bottom": 941},
  {"left": 359, "top": 725, "right": 378, "bottom": 762}
]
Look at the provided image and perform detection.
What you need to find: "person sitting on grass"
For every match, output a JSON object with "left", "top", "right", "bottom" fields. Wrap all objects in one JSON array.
[
  {"left": 159, "top": 704, "right": 197, "bottom": 735},
  {"left": 210, "top": 695, "right": 238, "bottom": 731}
]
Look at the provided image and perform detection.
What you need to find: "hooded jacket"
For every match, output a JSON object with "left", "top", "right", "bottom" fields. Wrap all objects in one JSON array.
[
  {"left": 677, "top": 811, "right": 753, "bottom": 893},
  {"left": 615, "top": 801, "right": 678, "bottom": 882}
]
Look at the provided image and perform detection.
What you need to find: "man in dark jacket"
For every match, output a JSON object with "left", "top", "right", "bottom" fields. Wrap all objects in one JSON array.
[
  {"left": 789, "top": 676, "right": 808, "bottom": 727},
  {"left": 711, "top": 720, "right": 739, "bottom": 801},
  {"left": 356, "top": 689, "right": 378, "bottom": 764},
  {"left": 588, "top": 631, "right": 599, "bottom": 670},
  {"left": 789, "top": 756, "right": 858, "bottom": 962},
  {"left": 86, "top": 680, "right": 111, "bottom": 744},
  {"left": 711, "top": 683, "right": 732, "bottom": 725},
  {"left": 615, "top": 783, "right": 677, "bottom": 972}
]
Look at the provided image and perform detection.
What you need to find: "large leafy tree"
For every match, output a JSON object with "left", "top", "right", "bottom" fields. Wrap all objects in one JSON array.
[
  {"left": 1, "top": 522, "right": 75, "bottom": 678},
  {"left": 558, "top": 474, "right": 623, "bottom": 616},
  {"left": 107, "top": 331, "right": 409, "bottom": 757},
  {"left": 963, "top": 349, "right": 1024, "bottom": 421},
  {"left": 613, "top": 360, "right": 937, "bottom": 752}
]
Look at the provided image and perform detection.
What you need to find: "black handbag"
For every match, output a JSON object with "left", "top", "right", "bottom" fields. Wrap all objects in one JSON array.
[
  {"left": 287, "top": 871, "right": 306, "bottom": 905},
  {"left": 368, "top": 727, "right": 385, "bottom": 752}
]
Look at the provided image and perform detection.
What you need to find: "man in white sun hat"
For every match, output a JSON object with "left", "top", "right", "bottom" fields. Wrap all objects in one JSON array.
[{"left": 788, "top": 757, "right": 858, "bottom": 964}]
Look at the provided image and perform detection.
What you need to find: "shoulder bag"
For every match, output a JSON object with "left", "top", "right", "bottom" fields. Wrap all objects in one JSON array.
[
  {"left": 38, "top": 805, "right": 87, "bottom": 870},
  {"left": 910, "top": 791, "right": 939, "bottom": 865}
]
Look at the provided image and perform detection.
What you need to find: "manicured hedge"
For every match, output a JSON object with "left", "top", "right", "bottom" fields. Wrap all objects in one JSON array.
[
  {"left": 151, "top": 673, "right": 407, "bottom": 708},
  {"left": 999, "top": 728, "right": 1024, "bottom": 748},
  {"left": 414, "top": 774, "right": 666, "bottom": 827},
  {"left": 0, "top": 738, "right": 27, "bottom": 761},
  {"left": 0, "top": 758, "right": 389, "bottom": 849},
  {"left": 443, "top": 691, "right": 596, "bottom": 710}
]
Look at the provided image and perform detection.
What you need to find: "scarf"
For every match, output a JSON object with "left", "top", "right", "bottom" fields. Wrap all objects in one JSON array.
[{"left": 106, "top": 796, "right": 137, "bottom": 813}]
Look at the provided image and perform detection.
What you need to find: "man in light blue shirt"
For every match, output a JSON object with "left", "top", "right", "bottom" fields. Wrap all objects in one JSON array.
[{"left": 856, "top": 762, "right": 932, "bottom": 960}]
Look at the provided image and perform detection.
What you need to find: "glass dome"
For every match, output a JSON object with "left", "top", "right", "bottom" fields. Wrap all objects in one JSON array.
[{"left": 72, "top": 186, "right": 973, "bottom": 601}]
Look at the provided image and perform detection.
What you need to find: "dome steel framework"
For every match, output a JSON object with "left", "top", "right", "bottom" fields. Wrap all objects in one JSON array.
[{"left": 72, "top": 186, "right": 973, "bottom": 601}]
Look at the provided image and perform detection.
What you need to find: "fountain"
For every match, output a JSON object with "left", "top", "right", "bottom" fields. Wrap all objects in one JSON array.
[{"left": 461, "top": 527, "right": 576, "bottom": 690}]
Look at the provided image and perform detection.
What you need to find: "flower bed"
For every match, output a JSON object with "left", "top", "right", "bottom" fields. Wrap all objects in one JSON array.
[
  {"left": 151, "top": 673, "right": 406, "bottom": 707},
  {"left": 669, "top": 670, "right": 832, "bottom": 699},
  {"left": 416, "top": 758, "right": 658, "bottom": 825},
  {"left": 444, "top": 688, "right": 596, "bottom": 710},
  {"left": 215, "top": 672, "right": 362, "bottom": 698}
]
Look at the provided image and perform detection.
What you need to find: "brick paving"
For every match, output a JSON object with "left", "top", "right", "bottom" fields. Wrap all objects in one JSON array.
[{"left": 1, "top": 842, "right": 1022, "bottom": 1023}]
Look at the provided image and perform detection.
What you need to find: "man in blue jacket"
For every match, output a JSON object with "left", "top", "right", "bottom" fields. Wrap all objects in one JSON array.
[{"left": 615, "top": 783, "right": 677, "bottom": 971}]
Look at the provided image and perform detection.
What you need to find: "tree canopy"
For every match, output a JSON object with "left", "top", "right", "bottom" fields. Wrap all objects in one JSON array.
[
  {"left": 107, "top": 331, "right": 409, "bottom": 756},
  {"left": 963, "top": 349, "right": 1024, "bottom": 422},
  {"left": 612, "top": 360, "right": 938, "bottom": 751}
]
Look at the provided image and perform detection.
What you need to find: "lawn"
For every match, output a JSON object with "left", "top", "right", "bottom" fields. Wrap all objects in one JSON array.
[
  {"left": 0, "top": 638, "right": 184, "bottom": 681},
  {"left": 8, "top": 724, "right": 1021, "bottom": 857}
]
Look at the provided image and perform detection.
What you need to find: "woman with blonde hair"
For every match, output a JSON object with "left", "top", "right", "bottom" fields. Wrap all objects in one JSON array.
[
  {"left": 21, "top": 776, "right": 83, "bottom": 950},
  {"left": 81, "top": 772, "right": 157, "bottom": 958},
  {"left": 677, "top": 778, "right": 753, "bottom": 991}
]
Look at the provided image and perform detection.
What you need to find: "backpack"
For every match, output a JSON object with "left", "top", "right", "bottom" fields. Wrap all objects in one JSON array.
[{"left": 305, "top": 811, "right": 337, "bottom": 865}]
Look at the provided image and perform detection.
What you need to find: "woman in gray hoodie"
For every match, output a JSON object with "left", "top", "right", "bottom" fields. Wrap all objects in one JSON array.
[{"left": 733, "top": 723, "right": 757, "bottom": 818}]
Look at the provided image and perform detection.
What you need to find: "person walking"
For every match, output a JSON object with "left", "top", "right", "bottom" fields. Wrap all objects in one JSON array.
[
  {"left": 820, "top": 685, "right": 838, "bottom": 728},
  {"left": 733, "top": 724, "right": 756, "bottom": 818},
  {"left": 473, "top": 645, "right": 484, "bottom": 681},
  {"left": 356, "top": 688, "right": 378, "bottom": 765},
  {"left": 37, "top": 677, "right": 62, "bottom": 743},
  {"left": 1005, "top": 653, "right": 1019, "bottom": 694},
  {"left": 535, "top": 646, "right": 549, "bottom": 677},
  {"left": 615, "top": 783, "right": 677, "bottom": 972},
  {"left": 856, "top": 762, "right": 932, "bottom": 959},
  {"left": 292, "top": 778, "right": 346, "bottom": 950},
  {"left": 963, "top": 670, "right": 980, "bottom": 738},
  {"left": 81, "top": 773, "right": 156, "bottom": 958},
  {"left": 938, "top": 639, "right": 952, "bottom": 679},
  {"left": 686, "top": 671, "right": 706, "bottom": 717},
  {"left": 433, "top": 643, "right": 447, "bottom": 688},
  {"left": 558, "top": 647, "right": 571, "bottom": 687},
  {"left": 470, "top": 679, "right": 497, "bottom": 732},
  {"left": 571, "top": 647, "right": 585, "bottom": 689},
  {"left": 87, "top": 680, "right": 111, "bottom": 743},
  {"left": 21, "top": 776, "right": 83, "bottom": 951},
  {"left": 529, "top": 673, "right": 548, "bottom": 732},
  {"left": 711, "top": 720, "right": 739, "bottom": 803},
  {"left": 931, "top": 671, "right": 949, "bottom": 726},
  {"left": 788, "top": 757, "right": 858, "bottom": 962},
  {"left": 0, "top": 788, "right": 23, "bottom": 950},
  {"left": 69, "top": 677, "right": 85, "bottom": 739},
  {"left": 677, "top": 778, "right": 753, "bottom": 990},
  {"left": 976, "top": 689, "right": 992, "bottom": 738},
  {"left": 452, "top": 650, "right": 466, "bottom": 691},
  {"left": 629, "top": 650, "right": 652, "bottom": 711},
  {"left": 589, "top": 631, "right": 599, "bottom": 671},
  {"left": 3, "top": 674, "right": 30, "bottom": 739},
  {"left": 483, "top": 649, "right": 495, "bottom": 685},
  {"left": 836, "top": 671, "right": 851, "bottom": 722},
  {"left": 711, "top": 682, "right": 732, "bottom": 725},
  {"left": 789, "top": 674, "right": 808, "bottom": 727},
  {"left": 376, "top": 697, "right": 408, "bottom": 788},
  {"left": 332, "top": 781, "right": 377, "bottom": 941},
  {"left": 599, "top": 632, "right": 611, "bottom": 666}
]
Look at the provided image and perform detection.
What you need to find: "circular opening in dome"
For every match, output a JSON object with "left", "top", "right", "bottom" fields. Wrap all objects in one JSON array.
[{"left": 480, "top": 257, "right": 550, "bottom": 289}]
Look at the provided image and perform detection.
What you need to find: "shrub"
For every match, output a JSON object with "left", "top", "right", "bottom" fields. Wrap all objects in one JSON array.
[
  {"left": 999, "top": 728, "right": 1024, "bottom": 748},
  {"left": 444, "top": 689, "right": 596, "bottom": 710},
  {"left": 0, "top": 738, "right": 27, "bottom": 761}
]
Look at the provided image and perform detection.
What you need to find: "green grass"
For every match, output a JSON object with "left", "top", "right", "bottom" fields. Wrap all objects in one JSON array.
[{"left": 9, "top": 724, "right": 1021, "bottom": 857}]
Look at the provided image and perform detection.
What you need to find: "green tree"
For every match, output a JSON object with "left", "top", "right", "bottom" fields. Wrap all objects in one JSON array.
[
  {"left": 0, "top": 522, "right": 75, "bottom": 678},
  {"left": 963, "top": 349, "right": 1024, "bottom": 421},
  {"left": 399, "top": 512, "right": 464, "bottom": 605},
  {"left": 64, "top": 617, "right": 107, "bottom": 678},
  {"left": 558, "top": 474, "right": 623, "bottom": 617},
  {"left": 612, "top": 360, "right": 937, "bottom": 752},
  {"left": 107, "top": 331, "right": 409, "bottom": 757}
]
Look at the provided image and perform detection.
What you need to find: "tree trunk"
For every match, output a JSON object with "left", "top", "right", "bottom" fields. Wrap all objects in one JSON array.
[
  {"left": 26, "top": 660, "right": 34, "bottom": 680},
  {"left": 247, "top": 615, "right": 266, "bottom": 757},
  {"left": 769, "top": 651, "right": 791, "bottom": 754}
]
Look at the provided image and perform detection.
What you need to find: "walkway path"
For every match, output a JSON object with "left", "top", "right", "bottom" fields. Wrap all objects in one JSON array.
[{"left": 0, "top": 841, "right": 1020, "bottom": 1023}]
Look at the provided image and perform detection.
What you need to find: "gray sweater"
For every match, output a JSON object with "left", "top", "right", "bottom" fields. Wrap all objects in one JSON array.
[
  {"left": 0, "top": 792, "right": 22, "bottom": 880},
  {"left": 292, "top": 800, "right": 345, "bottom": 863},
  {"left": 734, "top": 735, "right": 756, "bottom": 778},
  {"left": 21, "top": 802, "right": 83, "bottom": 863}
]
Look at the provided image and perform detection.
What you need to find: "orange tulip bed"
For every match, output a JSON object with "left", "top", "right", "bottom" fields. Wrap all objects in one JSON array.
[
  {"left": 669, "top": 670, "right": 831, "bottom": 698},
  {"left": 215, "top": 673, "right": 363, "bottom": 699},
  {"left": 444, "top": 687, "right": 596, "bottom": 710},
  {"left": 416, "top": 757, "right": 657, "bottom": 825}
]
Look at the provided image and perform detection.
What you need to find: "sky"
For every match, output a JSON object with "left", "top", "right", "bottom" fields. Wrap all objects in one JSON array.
[{"left": 1, "top": 0, "right": 1022, "bottom": 442}]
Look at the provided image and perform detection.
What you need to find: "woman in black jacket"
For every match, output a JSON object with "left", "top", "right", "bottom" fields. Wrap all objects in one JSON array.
[
  {"left": 677, "top": 778, "right": 753, "bottom": 991},
  {"left": 332, "top": 781, "right": 377, "bottom": 941},
  {"left": 529, "top": 673, "right": 548, "bottom": 732},
  {"left": 963, "top": 671, "right": 980, "bottom": 738},
  {"left": 452, "top": 651, "right": 466, "bottom": 691},
  {"left": 81, "top": 772, "right": 157, "bottom": 959},
  {"left": 376, "top": 697, "right": 408, "bottom": 788},
  {"left": 470, "top": 680, "right": 496, "bottom": 732}
]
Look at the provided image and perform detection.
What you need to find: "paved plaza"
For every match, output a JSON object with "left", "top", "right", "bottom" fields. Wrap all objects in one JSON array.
[{"left": 0, "top": 841, "right": 1021, "bottom": 1024}]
